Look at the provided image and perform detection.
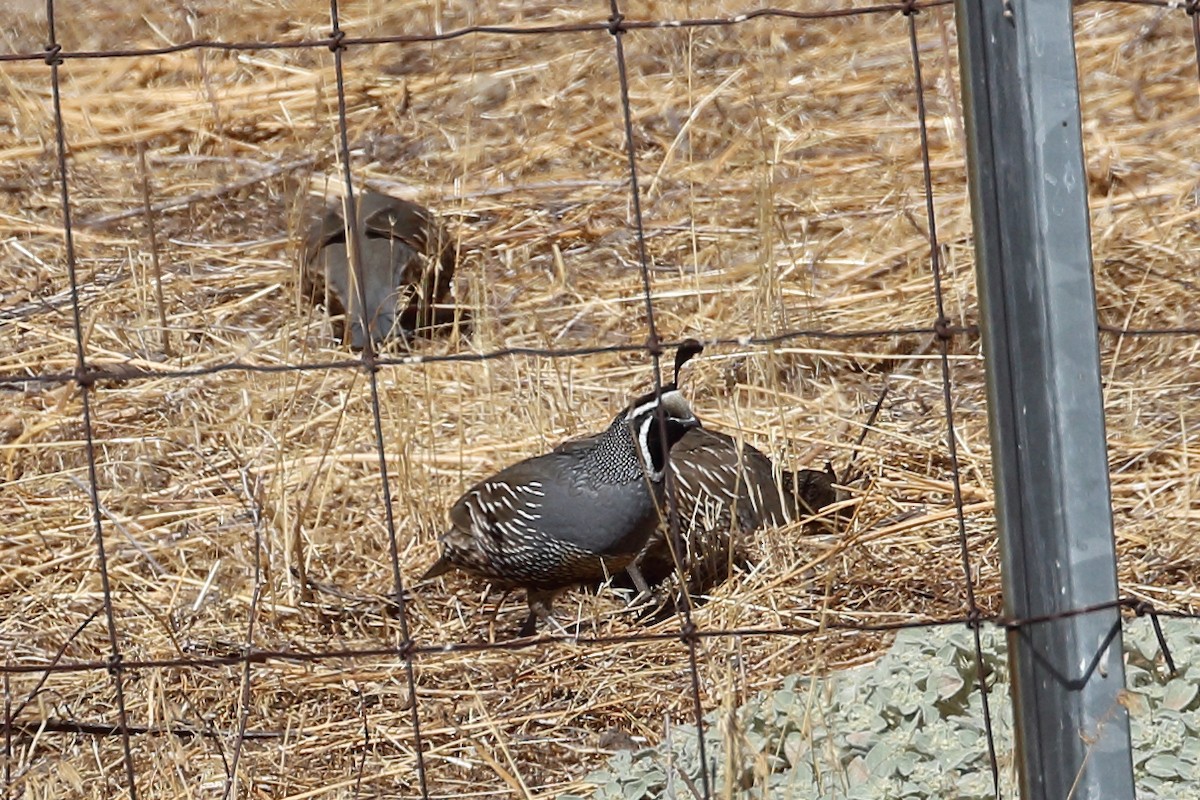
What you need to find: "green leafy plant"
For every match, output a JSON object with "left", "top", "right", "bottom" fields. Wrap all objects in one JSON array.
[{"left": 564, "top": 618, "right": 1199, "bottom": 799}]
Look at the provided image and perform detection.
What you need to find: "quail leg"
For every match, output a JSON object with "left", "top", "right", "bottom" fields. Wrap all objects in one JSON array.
[
  {"left": 623, "top": 563, "right": 655, "bottom": 609},
  {"left": 520, "top": 588, "right": 566, "bottom": 637},
  {"left": 517, "top": 611, "right": 539, "bottom": 638},
  {"left": 485, "top": 588, "right": 514, "bottom": 631}
]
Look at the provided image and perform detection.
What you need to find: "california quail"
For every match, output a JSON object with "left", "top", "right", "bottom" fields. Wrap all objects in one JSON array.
[
  {"left": 301, "top": 191, "right": 458, "bottom": 349},
  {"left": 632, "top": 386, "right": 890, "bottom": 605},
  {"left": 421, "top": 342, "right": 704, "bottom": 636},
  {"left": 633, "top": 427, "right": 842, "bottom": 594}
]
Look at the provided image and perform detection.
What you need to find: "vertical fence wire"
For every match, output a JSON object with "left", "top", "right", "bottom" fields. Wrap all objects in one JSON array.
[
  {"left": 1191, "top": 1, "right": 1200, "bottom": 89},
  {"left": 41, "top": 0, "right": 140, "bottom": 797},
  {"left": 325, "top": 0, "right": 431, "bottom": 795},
  {"left": 606, "top": 3, "right": 713, "bottom": 796},
  {"left": 2, "top": 672, "right": 10, "bottom": 799},
  {"left": 904, "top": 5, "right": 1002, "bottom": 797},
  {"left": 221, "top": 469, "right": 268, "bottom": 800}
]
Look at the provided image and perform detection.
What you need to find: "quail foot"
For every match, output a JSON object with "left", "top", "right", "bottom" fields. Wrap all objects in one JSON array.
[
  {"left": 301, "top": 190, "right": 458, "bottom": 349},
  {"left": 422, "top": 341, "right": 704, "bottom": 636}
]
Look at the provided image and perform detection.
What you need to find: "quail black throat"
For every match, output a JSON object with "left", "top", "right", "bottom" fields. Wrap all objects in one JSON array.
[{"left": 421, "top": 341, "right": 704, "bottom": 635}]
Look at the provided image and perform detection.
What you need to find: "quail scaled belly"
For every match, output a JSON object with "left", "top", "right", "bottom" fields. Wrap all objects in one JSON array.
[
  {"left": 422, "top": 343, "right": 704, "bottom": 636},
  {"left": 301, "top": 190, "right": 458, "bottom": 349},
  {"left": 635, "top": 427, "right": 841, "bottom": 594}
]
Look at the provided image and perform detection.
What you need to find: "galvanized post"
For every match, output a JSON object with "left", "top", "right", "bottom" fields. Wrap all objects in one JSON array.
[{"left": 953, "top": 1, "right": 1136, "bottom": 799}]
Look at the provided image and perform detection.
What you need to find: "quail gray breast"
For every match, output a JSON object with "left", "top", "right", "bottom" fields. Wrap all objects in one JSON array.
[
  {"left": 421, "top": 344, "right": 704, "bottom": 636},
  {"left": 301, "top": 191, "right": 458, "bottom": 349},
  {"left": 633, "top": 427, "right": 842, "bottom": 596}
]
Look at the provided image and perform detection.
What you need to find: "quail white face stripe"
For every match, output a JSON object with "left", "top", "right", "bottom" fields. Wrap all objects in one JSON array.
[
  {"left": 627, "top": 398, "right": 660, "bottom": 421},
  {"left": 637, "top": 415, "right": 665, "bottom": 482},
  {"left": 626, "top": 388, "right": 688, "bottom": 421}
]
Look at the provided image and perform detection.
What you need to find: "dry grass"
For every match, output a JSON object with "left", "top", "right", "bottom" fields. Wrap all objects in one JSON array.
[{"left": 1, "top": 1, "right": 1198, "bottom": 798}]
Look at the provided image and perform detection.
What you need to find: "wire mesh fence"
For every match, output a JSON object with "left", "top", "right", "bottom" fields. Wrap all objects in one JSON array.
[{"left": 1, "top": 1, "right": 1198, "bottom": 797}]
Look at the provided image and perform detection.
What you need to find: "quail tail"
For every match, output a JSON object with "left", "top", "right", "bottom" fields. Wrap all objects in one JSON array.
[{"left": 419, "top": 554, "right": 455, "bottom": 581}]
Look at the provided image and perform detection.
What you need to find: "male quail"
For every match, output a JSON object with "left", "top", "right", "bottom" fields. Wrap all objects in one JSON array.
[
  {"left": 421, "top": 342, "right": 704, "bottom": 636},
  {"left": 301, "top": 191, "right": 458, "bottom": 349},
  {"left": 634, "top": 427, "right": 842, "bottom": 594}
]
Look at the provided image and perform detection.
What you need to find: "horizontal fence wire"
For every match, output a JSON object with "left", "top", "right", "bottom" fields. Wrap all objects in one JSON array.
[
  {"left": 2, "top": 598, "right": 1193, "bottom": 679},
  {"left": 1, "top": 2, "right": 957, "bottom": 63},
  {"left": 0, "top": 0, "right": 1189, "bottom": 64},
  {"left": 2, "top": 0, "right": 1198, "bottom": 798},
  {"left": 4, "top": 324, "right": 1200, "bottom": 390}
]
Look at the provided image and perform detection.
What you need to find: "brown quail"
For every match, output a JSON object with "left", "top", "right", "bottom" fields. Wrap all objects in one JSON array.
[
  {"left": 632, "top": 427, "right": 843, "bottom": 599},
  {"left": 301, "top": 191, "right": 458, "bottom": 348}
]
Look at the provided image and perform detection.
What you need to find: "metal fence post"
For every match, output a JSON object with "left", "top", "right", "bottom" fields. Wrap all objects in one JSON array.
[{"left": 953, "top": 1, "right": 1136, "bottom": 798}]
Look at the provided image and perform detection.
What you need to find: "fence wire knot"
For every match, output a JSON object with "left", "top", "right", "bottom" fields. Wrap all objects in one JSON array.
[
  {"left": 901, "top": 0, "right": 919, "bottom": 16},
  {"left": 106, "top": 653, "right": 124, "bottom": 674},
  {"left": 964, "top": 607, "right": 986, "bottom": 630},
  {"left": 934, "top": 316, "right": 954, "bottom": 341},
  {"left": 327, "top": 29, "right": 346, "bottom": 52},
  {"left": 74, "top": 367, "right": 97, "bottom": 390},
  {"left": 607, "top": 13, "right": 626, "bottom": 36},
  {"left": 43, "top": 43, "right": 63, "bottom": 66},
  {"left": 1186, "top": 0, "right": 1198, "bottom": 16},
  {"left": 359, "top": 347, "right": 380, "bottom": 375}
]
